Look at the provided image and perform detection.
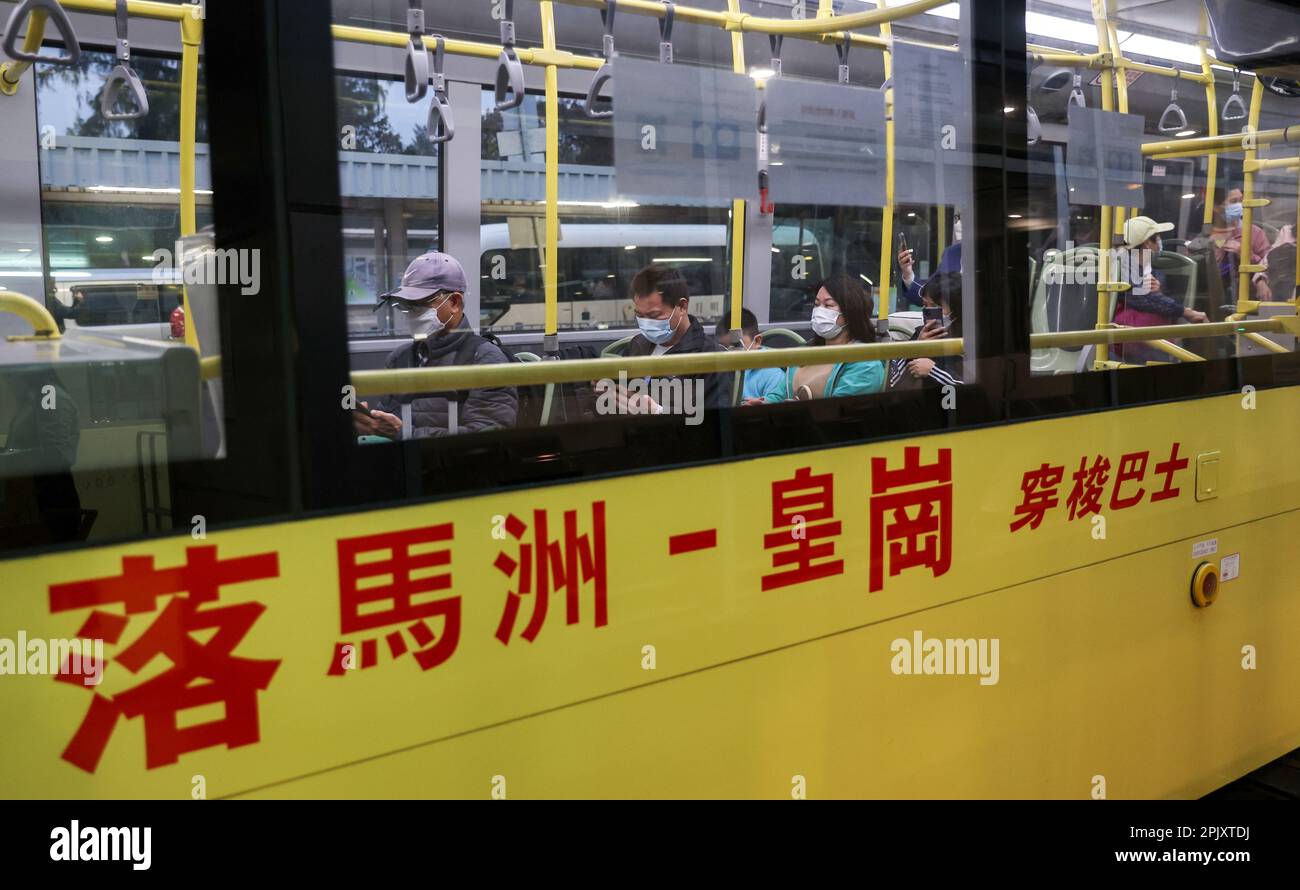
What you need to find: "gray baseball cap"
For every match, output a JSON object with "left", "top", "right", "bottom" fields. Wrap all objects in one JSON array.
[{"left": 382, "top": 251, "right": 468, "bottom": 302}]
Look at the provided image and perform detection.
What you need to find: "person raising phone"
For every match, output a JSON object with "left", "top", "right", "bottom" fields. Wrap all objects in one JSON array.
[{"left": 889, "top": 272, "right": 963, "bottom": 389}]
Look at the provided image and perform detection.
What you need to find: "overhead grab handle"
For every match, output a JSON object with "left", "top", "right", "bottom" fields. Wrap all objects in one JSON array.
[
  {"left": 428, "top": 35, "right": 454, "bottom": 144},
  {"left": 1027, "top": 104, "right": 1042, "bottom": 145},
  {"left": 1068, "top": 72, "right": 1086, "bottom": 108},
  {"left": 1158, "top": 86, "right": 1188, "bottom": 134},
  {"left": 494, "top": 0, "right": 525, "bottom": 112},
  {"left": 404, "top": 0, "right": 429, "bottom": 103},
  {"left": 2, "top": 0, "right": 81, "bottom": 66},
  {"left": 835, "top": 33, "right": 851, "bottom": 85},
  {"left": 658, "top": 1, "right": 675, "bottom": 64},
  {"left": 583, "top": 0, "right": 617, "bottom": 119},
  {"left": 1222, "top": 68, "right": 1248, "bottom": 123},
  {"left": 768, "top": 33, "right": 783, "bottom": 78},
  {"left": 100, "top": 0, "right": 148, "bottom": 120}
]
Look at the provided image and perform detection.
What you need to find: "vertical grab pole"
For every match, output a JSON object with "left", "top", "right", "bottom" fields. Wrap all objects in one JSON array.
[
  {"left": 1105, "top": 2, "right": 1128, "bottom": 238},
  {"left": 179, "top": 2, "right": 202, "bottom": 353},
  {"left": 1091, "top": 0, "right": 1115, "bottom": 366},
  {"left": 540, "top": 1, "right": 561, "bottom": 354},
  {"left": 1238, "top": 74, "right": 1265, "bottom": 315},
  {"left": 875, "top": 0, "right": 894, "bottom": 326},
  {"left": 727, "top": 0, "right": 745, "bottom": 339},
  {"left": 1199, "top": 9, "right": 1218, "bottom": 229}
]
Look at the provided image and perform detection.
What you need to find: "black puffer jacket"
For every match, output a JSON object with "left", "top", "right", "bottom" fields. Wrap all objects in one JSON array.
[
  {"left": 374, "top": 320, "right": 517, "bottom": 438},
  {"left": 623, "top": 314, "right": 735, "bottom": 410}
]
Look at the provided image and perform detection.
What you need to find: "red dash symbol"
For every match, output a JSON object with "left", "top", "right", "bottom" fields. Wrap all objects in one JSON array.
[{"left": 668, "top": 529, "right": 717, "bottom": 555}]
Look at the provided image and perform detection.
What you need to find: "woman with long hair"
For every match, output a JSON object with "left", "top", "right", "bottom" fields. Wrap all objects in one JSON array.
[{"left": 764, "top": 273, "right": 885, "bottom": 401}]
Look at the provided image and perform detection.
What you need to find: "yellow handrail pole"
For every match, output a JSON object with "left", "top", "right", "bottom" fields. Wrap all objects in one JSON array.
[
  {"left": 1243, "top": 330, "right": 1291, "bottom": 354},
  {"left": 551, "top": 0, "right": 949, "bottom": 36},
  {"left": 1146, "top": 338, "right": 1204, "bottom": 362},
  {"left": 1026, "top": 45, "right": 1208, "bottom": 84},
  {"left": 1238, "top": 75, "right": 1265, "bottom": 315},
  {"left": 1295, "top": 153, "right": 1300, "bottom": 295},
  {"left": 0, "top": 290, "right": 61, "bottom": 339},
  {"left": 178, "top": 5, "right": 201, "bottom": 353},
  {"left": 1091, "top": 0, "right": 1116, "bottom": 366},
  {"left": 540, "top": 1, "right": 560, "bottom": 352},
  {"left": 727, "top": 0, "right": 745, "bottom": 337},
  {"left": 1143, "top": 126, "right": 1300, "bottom": 157},
  {"left": 0, "top": 8, "right": 47, "bottom": 96},
  {"left": 1199, "top": 9, "right": 1217, "bottom": 228},
  {"left": 1105, "top": 7, "right": 1128, "bottom": 237},
  {"left": 331, "top": 25, "right": 603, "bottom": 69},
  {"left": 876, "top": 0, "right": 894, "bottom": 324}
]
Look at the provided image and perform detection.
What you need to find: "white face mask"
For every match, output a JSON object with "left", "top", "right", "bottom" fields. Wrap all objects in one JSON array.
[
  {"left": 811, "top": 305, "right": 844, "bottom": 338},
  {"left": 408, "top": 295, "right": 451, "bottom": 336},
  {"left": 952, "top": 219, "right": 962, "bottom": 243}
]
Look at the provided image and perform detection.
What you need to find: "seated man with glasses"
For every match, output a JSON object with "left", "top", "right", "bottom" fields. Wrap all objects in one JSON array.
[{"left": 354, "top": 252, "right": 518, "bottom": 439}]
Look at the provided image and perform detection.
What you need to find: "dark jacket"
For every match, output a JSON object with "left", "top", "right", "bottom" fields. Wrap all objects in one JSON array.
[
  {"left": 374, "top": 319, "right": 517, "bottom": 438},
  {"left": 888, "top": 322, "right": 963, "bottom": 389},
  {"left": 622, "top": 314, "right": 735, "bottom": 410}
]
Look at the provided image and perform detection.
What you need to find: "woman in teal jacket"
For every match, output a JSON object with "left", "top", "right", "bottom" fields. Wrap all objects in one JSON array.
[{"left": 764, "top": 273, "right": 885, "bottom": 401}]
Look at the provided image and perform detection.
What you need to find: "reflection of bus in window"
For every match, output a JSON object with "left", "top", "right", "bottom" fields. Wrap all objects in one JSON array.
[
  {"left": 479, "top": 223, "right": 825, "bottom": 331},
  {"left": 51, "top": 269, "right": 184, "bottom": 329}
]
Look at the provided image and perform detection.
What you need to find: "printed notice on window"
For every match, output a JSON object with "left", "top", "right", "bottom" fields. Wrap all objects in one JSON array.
[
  {"left": 891, "top": 42, "right": 972, "bottom": 208},
  {"left": 613, "top": 55, "right": 759, "bottom": 205},
  {"left": 764, "top": 78, "right": 886, "bottom": 207},
  {"left": 1065, "top": 106, "right": 1147, "bottom": 207}
]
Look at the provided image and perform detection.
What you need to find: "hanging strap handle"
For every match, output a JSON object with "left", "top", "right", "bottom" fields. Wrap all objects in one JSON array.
[
  {"left": 3, "top": 0, "right": 81, "bottom": 66},
  {"left": 1222, "top": 68, "right": 1248, "bottom": 122},
  {"left": 1026, "top": 104, "right": 1042, "bottom": 145},
  {"left": 100, "top": 0, "right": 148, "bottom": 120},
  {"left": 768, "top": 33, "right": 783, "bottom": 78},
  {"left": 583, "top": 0, "right": 617, "bottom": 119},
  {"left": 658, "top": 1, "right": 675, "bottom": 64},
  {"left": 404, "top": 0, "right": 430, "bottom": 103},
  {"left": 494, "top": 0, "right": 525, "bottom": 111},
  {"left": 1158, "top": 85, "right": 1188, "bottom": 133},
  {"left": 1068, "top": 72, "right": 1086, "bottom": 108},
  {"left": 836, "top": 32, "right": 851, "bottom": 84},
  {"left": 428, "top": 35, "right": 454, "bottom": 144}
]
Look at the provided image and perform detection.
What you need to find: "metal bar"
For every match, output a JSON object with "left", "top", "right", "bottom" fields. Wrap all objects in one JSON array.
[
  {"left": 1199, "top": 9, "right": 1217, "bottom": 228},
  {"left": 0, "top": 290, "right": 61, "bottom": 338},
  {"left": 1146, "top": 338, "right": 1204, "bottom": 362},
  {"left": 1239, "top": 75, "right": 1265, "bottom": 313},
  {"left": 0, "top": 7, "right": 47, "bottom": 95},
  {"left": 1032, "top": 317, "right": 1285, "bottom": 347},
  {"left": 876, "top": 0, "right": 894, "bottom": 324},
  {"left": 727, "top": 0, "right": 745, "bottom": 338},
  {"left": 540, "top": 1, "right": 560, "bottom": 352},
  {"left": 1105, "top": 8, "right": 1127, "bottom": 239},
  {"left": 1091, "top": 0, "right": 1115, "bottom": 366},
  {"left": 1242, "top": 330, "right": 1292, "bottom": 354},
  {"left": 54, "top": 0, "right": 189, "bottom": 20},
  {"left": 178, "top": 8, "right": 201, "bottom": 353},
  {"left": 551, "top": 0, "right": 951, "bottom": 35},
  {"left": 1142, "top": 126, "right": 1300, "bottom": 157}
]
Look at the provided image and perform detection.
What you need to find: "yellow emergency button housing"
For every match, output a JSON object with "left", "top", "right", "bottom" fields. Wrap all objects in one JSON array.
[{"left": 1191, "top": 561, "right": 1220, "bottom": 608}]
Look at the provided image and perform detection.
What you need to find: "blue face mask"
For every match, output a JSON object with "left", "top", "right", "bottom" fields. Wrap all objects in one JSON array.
[
  {"left": 1226, "top": 202, "right": 1244, "bottom": 224},
  {"left": 637, "top": 306, "right": 680, "bottom": 345}
]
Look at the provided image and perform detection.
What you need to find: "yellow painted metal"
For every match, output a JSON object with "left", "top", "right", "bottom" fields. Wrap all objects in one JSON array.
[
  {"left": 540, "top": 2, "right": 560, "bottom": 344},
  {"left": 5, "top": 390, "right": 1300, "bottom": 798},
  {"left": 1246, "top": 157, "right": 1300, "bottom": 172},
  {"left": 1104, "top": 8, "right": 1127, "bottom": 238},
  {"left": 551, "top": 0, "right": 949, "bottom": 36},
  {"left": 1025, "top": 44, "right": 1207, "bottom": 84},
  {"left": 1199, "top": 11, "right": 1217, "bottom": 227},
  {"left": 876, "top": 0, "right": 894, "bottom": 324},
  {"left": 1091, "top": 0, "right": 1115, "bottom": 366},
  {"left": 1238, "top": 76, "right": 1266, "bottom": 315},
  {"left": 53, "top": 0, "right": 189, "bottom": 20},
  {"left": 1146, "top": 339, "right": 1204, "bottom": 362},
  {"left": 199, "top": 354, "right": 221, "bottom": 380},
  {"left": 0, "top": 290, "right": 61, "bottom": 339},
  {"left": 1143, "top": 126, "right": 1300, "bottom": 157},
  {"left": 352, "top": 336, "right": 964, "bottom": 397},
  {"left": 330, "top": 24, "right": 603, "bottom": 70},
  {"left": 727, "top": 0, "right": 745, "bottom": 336},
  {"left": 0, "top": 6, "right": 45, "bottom": 96},
  {"left": 177, "top": 9, "right": 202, "bottom": 353}
]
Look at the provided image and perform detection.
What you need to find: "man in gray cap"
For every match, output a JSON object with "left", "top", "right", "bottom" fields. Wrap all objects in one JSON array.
[{"left": 354, "top": 252, "right": 517, "bottom": 439}]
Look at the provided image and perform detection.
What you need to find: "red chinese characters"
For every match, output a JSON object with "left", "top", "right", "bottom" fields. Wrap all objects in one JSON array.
[
  {"left": 1010, "top": 443, "right": 1190, "bottom": 530},
  {"left": 869, "top": 447, "right": 953, "bottom": 592},
  {"left": 494, "top": 502, "right": 607, "bottom": 644},
  {"left": 762, "top": 467, "right": 844, "bottom": 591},
  {"left": 48, "top": 545, "right": 281, "bottom": 773},
  {"left": 328, "top": 523, "right": 460, "bottom": 675}
]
